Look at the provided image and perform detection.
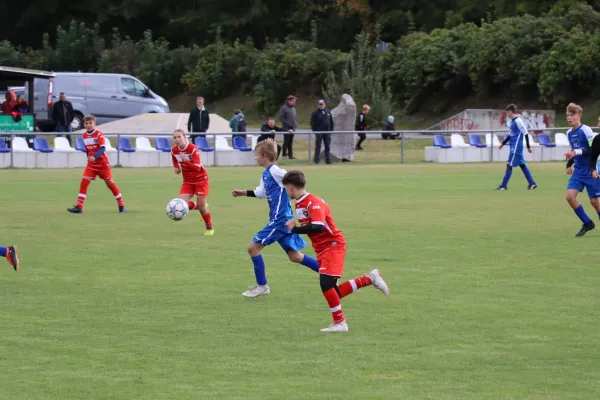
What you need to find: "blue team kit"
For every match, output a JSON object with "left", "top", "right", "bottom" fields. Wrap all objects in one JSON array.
[{"left": 252, "top": 164, "right": 306, "bottom": 252}]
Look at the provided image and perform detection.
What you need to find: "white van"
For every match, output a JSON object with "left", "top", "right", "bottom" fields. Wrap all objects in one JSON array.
[{"left": 49, "top": 72, "right": 170, "bottom": 130}]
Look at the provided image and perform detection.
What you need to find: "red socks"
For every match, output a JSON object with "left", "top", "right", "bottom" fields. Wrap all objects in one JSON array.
[
  {"left": 202, "top": 212, "right": 213, "bottom": 230},
  {"left": 188, "top": 201, "right": 213, "bottom": 229},
  {"left": 337, "top": 275, "right": 372, "bottom": 298},
  {"left": 76, "top": 179, "right": 91, "bottom": 208},
  {"left": 323, "top": 288, "right": 345, "bottom": 323},
  {"left": 106, "top": 182, "right": 125, "bottom": 207}
]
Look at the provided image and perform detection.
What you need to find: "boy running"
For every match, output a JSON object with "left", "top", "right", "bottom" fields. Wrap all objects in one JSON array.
[
  {"left": 171, "top": 129, "right": 214, "bottom": 235},
  {"left": 282, "top": 170, "right": 389, "bottom": 332},
  {"left": 231, "top": 139, "right": 320, "bottom": 298}
]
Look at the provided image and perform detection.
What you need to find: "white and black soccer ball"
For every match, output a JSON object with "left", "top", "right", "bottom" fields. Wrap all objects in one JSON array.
[{"left": 166, "top": 198, "right": 189, "bottom": 221}]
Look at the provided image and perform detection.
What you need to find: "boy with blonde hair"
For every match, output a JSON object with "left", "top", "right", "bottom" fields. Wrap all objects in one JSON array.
[{"left": 232, "top": 139, "right": 319, "bottom": 297}]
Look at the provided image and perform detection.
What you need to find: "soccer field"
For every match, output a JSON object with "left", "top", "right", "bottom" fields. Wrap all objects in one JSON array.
[{"left": 1, "top": 163, "right": 599, "bottom": 400}]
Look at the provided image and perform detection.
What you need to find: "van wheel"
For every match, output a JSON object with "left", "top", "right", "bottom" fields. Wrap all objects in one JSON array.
[{"left": 71, "top": 113, "right": 84, "bottom": 131}]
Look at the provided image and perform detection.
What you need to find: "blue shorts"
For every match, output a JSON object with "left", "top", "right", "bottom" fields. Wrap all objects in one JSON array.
[
  {"left": 252, "top": 222, "right": 306, "bottom": 252},
  {"left": 567, "top": 175, "right": 600, "bottom": 198},
  {"left": 507, "top": 153, "right": 526, "bottom": 167}
]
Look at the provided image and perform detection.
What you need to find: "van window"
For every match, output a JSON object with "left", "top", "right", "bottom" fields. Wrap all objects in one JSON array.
[{"left": 121, "top": 78, "right": 145, "bottom": 97}]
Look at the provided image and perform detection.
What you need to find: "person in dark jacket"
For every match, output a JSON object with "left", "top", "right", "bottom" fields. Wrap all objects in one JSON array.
[
  {"left": 355, "top": 104, "right": 370, "bottom": 150},
  {"left": 310, "top": 99, "right": 335, "bottom": 164},
  {"left": 13, "top": 95, "right": 29, "bottom": 113},
  {"left": 279, "top": 95, "right": 297, "bottom": 159},
  {"left": 260, "top": 117, "right": 288, "bottom": 160},
  {"left": 52, "top": 92, "right": 75, "bottom": 145},
  {"left": 382, "top": 115, "right": 399, "bottom": 139},
  {"left": 188, "top": 96, "right": 210, "bottom": 143}
]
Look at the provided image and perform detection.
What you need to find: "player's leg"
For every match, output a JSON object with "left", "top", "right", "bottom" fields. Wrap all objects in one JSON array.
[
  {"left": 187, "top": 182, "right": 213, "bottom": 235},
  {"left": 100, "top": 168, "right": 125, "bottom": 212},
  {"left": 0, "top": 245, "right": 19, "bottom": 271},
  {"left": 566, "top": 181, "right": 594, "bottom": 236},
  {"left": 519, "top": 160, "right": 537, "bottom": 189},
  {"left": 242, "top": 232, "right": 270, "bottom": 298},
  {"left": 320, "top": 274, "right": 348, "bottom": 332},
  {"left": 587, "top": 180, "right": 600, "bottom": 225},
  {"left": 496, "top": 162, "right": 513, "bottom": 190},
  {"left": 68, "top": 168, "right": 96, "bottom": 213},
  {"left": 279, "top": 233, "right": 319, "bottom": 272}
]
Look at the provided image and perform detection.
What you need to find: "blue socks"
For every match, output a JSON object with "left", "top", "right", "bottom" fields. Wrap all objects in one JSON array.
[
  {"left": 520, "top": 165, "right": 535, "bottom": 185},
  {"left": 251, "top": 254, "right": 319, "bottom": 285},
  {"left": 500, "top": 168, "right": 512, "bottom": 188},
  {"left": 251, "top": 255, "right": 267, "bottom": 286},
  {"left": 301, "top": 255, "right": 319, "bottom": 272},
  {"left": 574, "top": 205, "right": 592, "bottom": 224},
  {"left": 0, "top": 246, "right": 6, "bottom": 258}
]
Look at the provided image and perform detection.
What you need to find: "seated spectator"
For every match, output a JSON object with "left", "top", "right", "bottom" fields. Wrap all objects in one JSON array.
[
  {"left": 382, "top": 115, "right": 399, "bottom": 139},
  {"left": 260, "top": 117, "right": 288, "bottom": 159},
  {"left": 13, "top": 95, "right": 29, "bottom": 113}
]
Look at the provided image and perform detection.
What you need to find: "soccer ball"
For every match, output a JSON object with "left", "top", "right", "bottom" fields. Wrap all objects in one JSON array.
[{"left": 166, "top": 198, "right": 189, "bottom": 221}]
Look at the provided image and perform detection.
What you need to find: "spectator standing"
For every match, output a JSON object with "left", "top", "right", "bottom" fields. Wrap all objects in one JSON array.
[
  {"left": 310, "top": 99, "right": 334, "bottom": 164},
  {"left": 52, "top": 92, "right": 74, "bottom": 145},
  {"left": 236, "top": 112, "right": 247, "bottom": 140},
  {"left": 260, "top": 117, "right": 287, "bottom": 160},
  {"left": 230, "top": 109, "right": 240, "bottom": 136},
  {"left": 279, "top": 95, "right": 298, "bottom": 159},
  {"left": 355, "top": 104, "right": 370, "bottom": 150},
  {"left": 188, "top": 96, "right": 210, "bottom": 143}
]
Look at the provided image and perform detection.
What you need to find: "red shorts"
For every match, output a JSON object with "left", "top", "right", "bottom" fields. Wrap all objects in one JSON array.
[
  {"left": 180, "top": 181, "right": 210, "bottom": 197},
  {"left": 317, "top": 244, "right": 346, "bottom": 277},
  {"left": 83, "top": 166, "right": 112, "bottom": 181}
]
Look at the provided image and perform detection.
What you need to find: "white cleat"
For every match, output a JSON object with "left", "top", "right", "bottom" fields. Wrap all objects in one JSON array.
[
  {"left": 368, "top": 269, "right": 390, "bottom": 296},
  {"left": 321, "top": 320, "right": 349, "bottom": 332},
  {"left": 242, "top": 285, "right": 270, "bottom": 298}
]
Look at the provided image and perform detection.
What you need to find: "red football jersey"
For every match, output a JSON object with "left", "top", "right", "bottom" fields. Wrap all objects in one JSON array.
[
  {"left": 82, "top": 129, "right": 110, "bottom": 169},
  {"left": 171, "top": 143, "right": 208, "bottom": 183},
  {"left": 295, "top": 193, "right": 345, "bottom": 254}
]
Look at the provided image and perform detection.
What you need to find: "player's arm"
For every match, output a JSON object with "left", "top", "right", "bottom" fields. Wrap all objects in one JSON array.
[
  {"left": 233, "top": 177, "right": 267, "bottom": 198},
  {"left": 516, "top": 118, "right": 531, "bottom": 150},
  {"left": 88, "top": 134, "right": 106, "bottom": 161},
  {"left": 291, "top": 223, "right": 324, "bottom": 234}
]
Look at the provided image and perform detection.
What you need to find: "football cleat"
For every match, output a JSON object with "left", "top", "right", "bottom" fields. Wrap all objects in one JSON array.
[
  {"left": 204, "top": 229, "right": 215, "bottom": 236},
  {"left": 119, "top": 206, "right": 127, "bottom": 213},
  {"left": 67, "top": 205, "right": 83, "bottom": 214},
  {"left": 495, "top": 186, "right": 507, "bottom": 191},
  {"left": 575, "top": 221, "right": 595, "bottom": 237},
  {"left": 368, "top": 269, "right": 390, "bottom": 296},
  {"left": 242, "top": 285, "right": 270, "bottom": 298},
  {"left": 321, "top": 320, "right": 349, "bottom": 332},
  {"left": 528, "top": 184, "right": 538, "bottom": 190},
  {"left": 6, "top": 246, "right": 19, "bottom": 271}
]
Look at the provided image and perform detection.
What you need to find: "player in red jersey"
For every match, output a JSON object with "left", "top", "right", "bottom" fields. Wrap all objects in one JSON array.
[
  {"left": 67, "top": 116, "right": 126, "bottom": 214},
  {"left": 1, "top": 245, "right": 19, "bottom": 271},
  {"left": 171, "top": 129, "right": 214, "bottom": 235},
  {"left": 282, "top": 170, "right": 389, "bottom": 332}
]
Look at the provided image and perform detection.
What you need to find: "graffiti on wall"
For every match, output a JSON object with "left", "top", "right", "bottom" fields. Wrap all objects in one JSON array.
[{"left": 429, "top": 109, "right": 556, "bottom": 134}]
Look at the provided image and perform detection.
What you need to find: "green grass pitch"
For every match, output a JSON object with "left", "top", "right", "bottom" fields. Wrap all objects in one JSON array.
[{"left": 1, "top": 163, "right": 599, "bottom": 399}]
